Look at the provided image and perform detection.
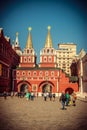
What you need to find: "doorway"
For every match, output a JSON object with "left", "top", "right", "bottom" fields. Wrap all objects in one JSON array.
[
  {"left": 20, "top": 84, "right": 28, "bottom": 93},
  {"left": 65, "top": 88, "right": 74, "bottom": 94},
  {"left": 42, "top": 84, "right": 52, "bottom": 93}
]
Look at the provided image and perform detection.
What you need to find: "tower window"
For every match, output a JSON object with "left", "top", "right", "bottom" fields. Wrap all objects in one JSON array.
[
  {"left": 22, "top": 71, "right": 25, "bottom": 76},
  {"left": 24, "top": 57, "right": 27, "bottom": 62},
  {"left": 44, "top": 57, "right": 47, "bottom": 62},
  {"left": 51, "top": 71, "right": 54, "bottom": 76},
  {"left": 44, "top": 50, "right": 46, "bottom": 53},
  {"left": 39, "top": 71, "right": 43, "bottom": 76},
  {"left": 48, "top": 56, "right": 52, "bottom": 62},
  {"left": 45, "top": 71, "right": 49, "bottom": 76},
  {"left": 28, "top": 71, "right": 31, "bottom": 76},
  {"left": 51, "top": 49, "right": 53, "bottom": 53},
  {"left": 27, "top": 50, "right": 29, "bottom": 53},
  {"left": 47, "top": 49, "right": 49, "bottom": 53},
  {"left": 33, "top": 71, "right": 37, "bottom": 76},
  {"left": 28, "top": 57, "right": 31, "bottom": 62}
]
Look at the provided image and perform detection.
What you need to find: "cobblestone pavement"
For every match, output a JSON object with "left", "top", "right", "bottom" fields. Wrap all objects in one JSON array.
[{"left": 0, "top": 96, "right": 87, "bottom": 130}]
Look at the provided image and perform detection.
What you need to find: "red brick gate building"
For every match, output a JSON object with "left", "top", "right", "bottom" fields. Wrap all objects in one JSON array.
[
  {"left": 13, "top": 26, "right": 78, "bottom": 96},
  {"left": 0, "top": 28, "right": 20, "bottom": 92}
]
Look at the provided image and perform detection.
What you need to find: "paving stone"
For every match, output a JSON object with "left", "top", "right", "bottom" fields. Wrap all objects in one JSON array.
[{"left": 0, "top": 96, "right": 87, "bottom": 130}]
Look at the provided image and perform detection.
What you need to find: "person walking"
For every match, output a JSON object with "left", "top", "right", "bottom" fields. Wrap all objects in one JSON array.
[
  {"left": 65, "top": 91, "right": 70, "bottom": 106},
  {"left": 72, "top": 91, "right": 77, "bottom": 106},
  {"left": 43, "top": 92, "right": 47, "bottom": 101},
  {"left": 53, "top": 93, "right": 56, "bottom": 101},
  {"left": 59, "top": 91, "right": 66, "bottom": 110},
  {"left": 31, "top": 91, "right": 34, "bottom": 101},
  {"left": 49, "top": 92, "right": 52, "bottom": 101}
]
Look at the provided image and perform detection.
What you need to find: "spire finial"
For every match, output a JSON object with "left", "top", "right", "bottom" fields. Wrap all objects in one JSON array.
[
  {"left": 26, "top": 27, "right": 33, "bottom": 49},
  {"left": 15, "top": 32, "right": 19, "bottom": 47},
  {"left": 48, "top": 26, "right": 51, "bottom": 31},
  {"left": 45, "top": 25, "right": 53, "bottom": 48},
  {"left": 16, "top": 32, "right": 19, "bottom": 36},
  {"left": 28, "top": 27, "right": 32, "bottom": 32}
]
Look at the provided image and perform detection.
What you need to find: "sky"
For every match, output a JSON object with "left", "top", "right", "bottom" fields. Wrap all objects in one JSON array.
[{"left": 0, "top": 0, "right": 87, "bottom": 63}]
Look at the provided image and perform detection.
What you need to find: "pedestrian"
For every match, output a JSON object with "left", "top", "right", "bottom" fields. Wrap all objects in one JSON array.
[
  {"left": 69, "top": 95, "right": 73, "bottom": 106},
  {"left": 43, "top": 92, "right": 47, "bottom": 101},
  {"left": 31, "top": 91, "right": 34, "bottom": 101},
  {"left": 3, "top": 91, "right": 7, "bottom": 99},
  {"left": 59, "top": 91, "right": 66, "bottom": 110},
  {"left": 53, "top": 93, "right": 56, "bottom": 101},
  {"left": 28, "top": 91, "right": 31, "bottom": 100},
  {"left": 49, "top": 92, "right": 52, "bottom": 101},
  {"left": 25, "top": 92, "right": 29, "bottom": 100},
  {"left": 72, "top": 91, "right": 77, "bottom": 106},
  {"left": 65, "top": 91, "right": 70, "bottom": 106}
]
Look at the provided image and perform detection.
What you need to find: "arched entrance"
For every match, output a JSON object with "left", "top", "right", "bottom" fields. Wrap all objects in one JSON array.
[
  {"left": 42, "top": 84, "right": 52, "bottom": 93},
  {"left": 17, "top": 80, "right": 31, "bottom": 93},
  {"left": 65, "top": 87, "right": 74, "bottom": 94},
  {"left": 20, "top": 84, "right": 28, "bottom": 93}
]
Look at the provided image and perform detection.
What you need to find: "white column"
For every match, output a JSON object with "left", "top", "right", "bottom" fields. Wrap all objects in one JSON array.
[{"left": 20, "top": 56, "right": 22, "bottom": 63}]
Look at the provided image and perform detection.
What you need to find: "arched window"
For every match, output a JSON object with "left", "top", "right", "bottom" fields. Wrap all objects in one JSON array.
[
  {"left": 44, "top": 56, "right": 47, "bottom": 62},
  {"left": 47, "top": 49, "right": 49, "bottom": 53},
  {"left": 33, "top": 71, "right": 37, "bottom": 76},
  {"left": 48, "top": 56, "right": 52, "bottom": 62},
  {"left": 51, "top": 71, "right": 54, "bottom": 76},
  {"left": 22, "top": 71, "right": 26, "bottom": 76},
  {"left": 39, "top": 71, "right": 43, "bottom": 76},
  {"left": 28, "top": 71, "right": 31, "bottom": 76},
  {"left": 45, "top": 71, "right": 49, "bottom": 76},
  {"left": 28, "top": 57, "right": 31, "bottom": 62},
  {"left": 24, "top": 57, "right": 27, "bottom": 62}
]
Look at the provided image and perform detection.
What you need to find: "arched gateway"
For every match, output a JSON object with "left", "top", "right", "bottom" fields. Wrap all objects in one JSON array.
[
  {"left": 20, "top": 84, "right": 28, "bottom": 93},
  {"left": 39, "top": 81, "right": 55, "bottom": 94},
  {"left": 17, "top": 81, "right": 31, "bottom": 93},
  {"left": 65, "top": 87, "right": 74, "bottom": 94},
  {"left": 42, "top": 84, "right": 52, "bottom": 93}
]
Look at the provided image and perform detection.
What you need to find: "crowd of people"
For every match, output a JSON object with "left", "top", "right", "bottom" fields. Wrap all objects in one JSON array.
[
  {"left": 59, "top": 91, "right": 77, "bottom": 110},
  {"left": 2, "top": 90, "right": 77, "bottom": 110}
]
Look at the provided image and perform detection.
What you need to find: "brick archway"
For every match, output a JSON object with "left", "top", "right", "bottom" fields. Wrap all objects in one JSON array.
[
  {"left": 17, "top": 80, "right": 32, "bottom": 92},
  {"left": 38, "top": 81, "right": 55, "bottom": 93},
  {"left": 65, "top": 87, "right": 74, "bottom": 94}
]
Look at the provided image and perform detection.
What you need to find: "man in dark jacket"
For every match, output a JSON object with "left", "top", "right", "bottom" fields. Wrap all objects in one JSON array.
[{"left": 60, "top": 91, "right": 66, "bottom": 110}]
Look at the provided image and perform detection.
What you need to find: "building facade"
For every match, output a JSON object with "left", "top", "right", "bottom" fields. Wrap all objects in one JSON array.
[
  {"left": 0, "top": 28, "right": 20, "bottom": 93},
  {"left": 82, "top": 53, "right": 87, "bottom": 92},
  {"left": 13, "top": 26, "right": 78, "bottom": 96},
  {"left": 56, "top": 43, "right": 77, "bottom": 75},
  {"left": 70, "top": 49, "right": 87, "bottom": 96}
]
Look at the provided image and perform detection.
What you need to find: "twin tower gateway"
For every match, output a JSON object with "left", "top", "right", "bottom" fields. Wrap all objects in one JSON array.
[{"left": 12, "top": 26, "right": 78, "bottom": 96}]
